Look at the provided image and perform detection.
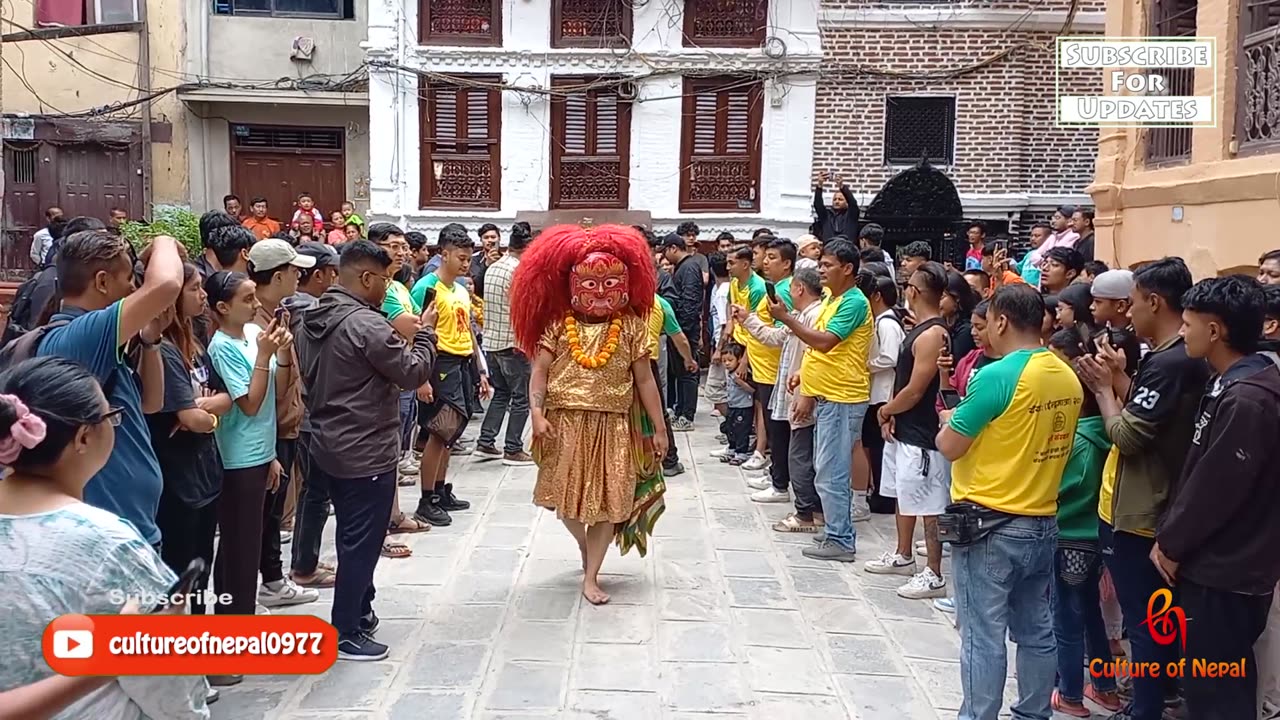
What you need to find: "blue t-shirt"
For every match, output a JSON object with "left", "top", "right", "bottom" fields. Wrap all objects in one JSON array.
[
  {"left": 208, "top": 325, "right": 278, "bottom": 470},
  {"left": 36, "top": 302, "right": 164, "bottom": 545}
]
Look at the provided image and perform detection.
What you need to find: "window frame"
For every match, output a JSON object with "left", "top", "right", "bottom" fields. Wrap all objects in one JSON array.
[
  {"left": 418, "top": 75, "right": 503, "bottom": 211},
  {"left": 681, "top": 0, "right": 768, "bottom": 49},
  {"left": 678, "top": 76, "right": 764, "bottom": 213},
  {"left": 882, "top": 95, "right": 957, "bottom": 166},
  {"left": 551, "top": 0, "right": 632, "bottom": 48},
  {"left": 210, "top": 0, "right": 350, "bottom": 19},
  {"left": 1235, "top": 0, "right": 1280, "bottom": 156},
  {"left": 33, "top": 0, "right": 138, "bottom": 28},
  {"left": 549, "top": 76, "right": 633, "bottom": 210},
  {"left": 420, "top": 0, "right": 502, "bottom": 47},
  {"left": 1143, "top": 0, "right": 1197, "bottom": 165}
]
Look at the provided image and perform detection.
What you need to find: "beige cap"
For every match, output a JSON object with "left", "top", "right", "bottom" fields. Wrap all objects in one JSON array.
[{"left": 248, "top": 238, "right": 316, "bottom": 272}]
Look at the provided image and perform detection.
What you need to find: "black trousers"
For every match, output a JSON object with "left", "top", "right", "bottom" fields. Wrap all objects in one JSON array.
[
  {"left": 649, "top": 360, "right": 680, "bottom": 465},
  {"left": 156, "top": 488, "right": 217, "bottom": 615},
  {"left": 727, "top": 406, "right": 753, "bottom": 455},
  {"left": 1179, "top": 579, "right": 1272, "bottom": 720},
  {"left": 754, "top": 381, "right": 790, "bottom": 492},
  {"left": 862, "top": 402, "right": 894, "bottom": 513},
  {"left": 788, "top": 425, "right": 820, "bottom": 519},
  {"left": 259, "top": 437, "right": 297, "bottom": 585},
  {"left": 326, "top": 466, "right": 397, "bottom": 636},
  {"left": 214, "top": 463, "right": 269, "bottom": 615},
  {"left": 291, "top": 432, "right": 331, "bottom": 576},
  {"left": 668, "top": 336, "right": 699, "bottom": 421}
]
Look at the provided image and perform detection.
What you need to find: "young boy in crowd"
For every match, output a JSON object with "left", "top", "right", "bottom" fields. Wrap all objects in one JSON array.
[
  {"left": 721, "top": 343, "right": 755, "bottom": 465},
  {"left": 291, "top": 192, "right": 325, "bottom": 230}
]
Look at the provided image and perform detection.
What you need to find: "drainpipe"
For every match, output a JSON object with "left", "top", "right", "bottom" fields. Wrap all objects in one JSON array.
[{"left": 136, "top": 0, "right": 153, "bottom": 218}]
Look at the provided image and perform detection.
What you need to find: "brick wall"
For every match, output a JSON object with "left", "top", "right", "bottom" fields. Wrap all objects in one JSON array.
[{"left": 814, "top": 21, "right": 1102, "bottom": 199}]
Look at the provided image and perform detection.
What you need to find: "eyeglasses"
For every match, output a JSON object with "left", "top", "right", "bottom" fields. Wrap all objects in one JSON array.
[{"left": 98, "top": 407, "right": 125, "bottom": 427}]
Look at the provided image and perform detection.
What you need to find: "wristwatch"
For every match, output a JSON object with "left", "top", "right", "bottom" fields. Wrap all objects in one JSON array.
[{"left": 138, "top": 335, "right": 162, "bottom": 349}]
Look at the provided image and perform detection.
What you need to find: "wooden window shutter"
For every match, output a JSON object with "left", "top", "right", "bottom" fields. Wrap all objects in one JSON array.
[
  {"left": 552, "top": 0, "right": 632, "bottom": 48},
  {"left": 682, "top": 0, "right": 768, "bottom": 48},
  {"left": 679, "top": 77, "right": 762, "bottom": 213},
  {"left": 421, "top": 0, "right": 501, "bottom": 46},
  {"left": 550, "top": 77, "right": 631, "bottom": 209},
  {"left": 420, "top": 76, "right": 502, "bottom": 209}
]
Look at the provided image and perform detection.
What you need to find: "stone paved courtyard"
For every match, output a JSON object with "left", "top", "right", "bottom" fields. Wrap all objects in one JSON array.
[{"left": 211, "top": 412, "right": 1028, "bottom": 720}]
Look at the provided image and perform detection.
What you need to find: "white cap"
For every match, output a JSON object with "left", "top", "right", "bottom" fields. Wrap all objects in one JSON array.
[{"left": 247, "top": 238, "right": 316, "bottom": 272}]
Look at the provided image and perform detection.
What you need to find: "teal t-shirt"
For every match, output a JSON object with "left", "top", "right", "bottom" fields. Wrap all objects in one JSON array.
[
  {"left": 208, "top": 325, "right": 278, "bottom": 470},
  {"left": 656, "top": 295, "right": 681, "bottom": 335},
  {"left": 383, "top": 279, "right": 421, "bottom": 320}
]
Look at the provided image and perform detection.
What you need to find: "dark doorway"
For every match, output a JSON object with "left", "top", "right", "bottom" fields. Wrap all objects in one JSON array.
[
  {"left": 230, "top": 125, "right": 346, "bottom": 225},
  {"left": 864, "top": 157, "right": 964, "bottom": 269}
]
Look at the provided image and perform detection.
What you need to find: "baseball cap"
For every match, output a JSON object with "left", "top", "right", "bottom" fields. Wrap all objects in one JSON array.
[
  {"left": 660, "top": 232, "right": 685, "bottom": 248},
  {"left": 248, "top": 238, "right": 316, "bottom": 272},
  {"left": 796, "top": 234, "right": 821, "bottom": 252},
  {"left": 297, "top": 241, "right": 338, "bottom": 268},
  {"left": 1091, "top": 269, "right": 1135, "bottom": 300}
]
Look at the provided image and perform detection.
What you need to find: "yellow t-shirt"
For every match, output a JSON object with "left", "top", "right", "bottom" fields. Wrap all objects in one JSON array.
[
  {"left": 647, "top": 295, "right": 682, "bottom": 358},
  {"left": 799, "top": 288, "right": 873, "bottom": 404},
  {"left": 729, "top": 274, "right": 766, "bottom": 347},
  {"left": 948, "top": 348, "right": 1084, "bottom": 516},
  {"left": 744, "top": 277, "right": 793, "bottom": 386},
  {"left": 410, "top": 272, "right": 473, "bottom": 357}
]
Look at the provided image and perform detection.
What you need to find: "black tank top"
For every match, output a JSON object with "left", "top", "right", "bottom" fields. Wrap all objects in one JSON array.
[{"left": 891, "top": 317, "right": 947, "bottom": 450}]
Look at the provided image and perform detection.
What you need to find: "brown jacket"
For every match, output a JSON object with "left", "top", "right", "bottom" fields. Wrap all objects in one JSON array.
[{"left": 255, "top": 303, "right": 303, "bottom": 440}]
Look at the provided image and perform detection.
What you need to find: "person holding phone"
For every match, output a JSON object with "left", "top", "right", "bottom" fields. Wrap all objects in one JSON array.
[{"left": 0, "top": 358, "right": 210, "bottom": 719}]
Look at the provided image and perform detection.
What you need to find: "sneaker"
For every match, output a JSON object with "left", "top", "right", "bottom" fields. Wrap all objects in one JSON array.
[
  {"left": 741, "top": 452, "right": 771, "bottom": 472},
  {"left": 663, "top": 461, "right": 686, "bottom": 477},
  {"left": 933, "top": 597, "right": 955, "bottom": 613},
  {"left": 719, "top": 454, "right": 735, "bottom": 463},
  {"left": 413, "top": 494, "right": 453, "bottom": 526},
  {"left": 207, "top": 674, "right": 242, "bottom": 687},
  {"left": 671, "top": 417, "right": 694, "bottom": 432},
  {"left": 728, "top": 454, "right": 751, "bottom": 466},
  {"left": 450, "top": 443, "right": 474, "bottom": 457},
  {"left": 206, "top": 687, "right": 220, "bottom": 705},
  {"left": 474, "top": 444, "right": 502, "bottom": 462},
  {"left": 745, "top": 476, "right": 771, "bottom": 490},
  {"left": 851, "top": 502, "right": 871, "bottom": 523},
  {"left": 359, "top": 611, "right": 380, "bottom": 636},
  {"left": 916, "top": 543, "right": 951, "bottom": 558},
  {"left": 397, "top": 453, "right": 420, "bottom": 475},
  {"left": 710, "top": 447, "right": 734, "bottom": 459},
  {"left": 1052, "top": 690, "right": 1091, "bottom": 718},
  {"left": 751, "top": 486, "right": 790, "bottom": 504},
  {"left": 502, "top": 451, "right": 535, "bottom": 467},
  {"left": 255, "top": 604, "right": 271, "bottom": 615},
  {"left": 802, "top": 540, "right": 857, "bottom": 562},
  {"left": 279, "top": 530, "right": 293, "bottom": 544},
  {"left": 258, "top": 578, "right": 320, "bottom": 608},
  {"left": 438, "top": 483, "right": 471, "bottom": 511},
  {"left": 338, "top": 632, "right": 389, "bottom": 662},
  {"left": 897, "top": 568, "right": 947, "bottom": 599},
  {"left": 863, "top": 552, "right": 917, "bottom": 576},
  {"left": 1085, "top": 684, "right": 1124, "bottom": 713}
]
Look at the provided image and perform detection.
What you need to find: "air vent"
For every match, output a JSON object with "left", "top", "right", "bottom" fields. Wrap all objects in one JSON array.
[{"left": 232, "top": 126, "right": 344, "bottom": 151}]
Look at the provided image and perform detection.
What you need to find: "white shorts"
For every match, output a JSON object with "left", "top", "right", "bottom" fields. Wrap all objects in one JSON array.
[{"left": 880, "top": 441, "right": 951, "bottom": 516}]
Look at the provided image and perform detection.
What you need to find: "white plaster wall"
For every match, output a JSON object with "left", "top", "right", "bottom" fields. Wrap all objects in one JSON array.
[{"left": 365, "top": 0, "right": 821, "bottom": 238}]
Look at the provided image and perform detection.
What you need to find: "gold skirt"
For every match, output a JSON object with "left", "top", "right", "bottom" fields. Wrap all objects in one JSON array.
[{"left": 532, "top": 408, "right": 635, "bottom": 525}]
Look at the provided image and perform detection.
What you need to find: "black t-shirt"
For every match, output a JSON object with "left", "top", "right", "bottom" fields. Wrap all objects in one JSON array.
[
  {"left": 892, "top": 317, "right": 947, "bottom": 449},
  {"left": 146, "top": 341, "right": 224, "bottom": 508},
  {"left": 950, "top": 318, "right": 977, "bottom": 360}
]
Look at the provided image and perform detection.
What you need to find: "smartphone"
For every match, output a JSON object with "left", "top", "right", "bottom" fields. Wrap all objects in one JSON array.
[
  {"left": 421, "top": 287, "right": 437, "bottom": 307},
  {"left": 940, "top": 389, "right": 961, "bottom": 410},
  {"left": 274, "top": 305, "right": 288, "bottom": 322},
  {"left": 941, "top": 331, "right": 952, "bottom": 357},
  {"left": 765, "top": 282, "right": 778, "bottom": 303},
  {"left": 153, "top": 558, "right": 206, "bottom": 613}
]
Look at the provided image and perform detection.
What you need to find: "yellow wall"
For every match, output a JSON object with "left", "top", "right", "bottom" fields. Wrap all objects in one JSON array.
[
  {"left": 1, "top": 0, "right": 189, "bottom": 204},
  {"left": 1088, "top": 0, "right": 1280, "bottom": 277}
]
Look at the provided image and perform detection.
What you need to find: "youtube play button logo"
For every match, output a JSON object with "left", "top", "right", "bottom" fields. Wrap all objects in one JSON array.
[
  {"left": 43, "top": 614, "right": 98, "bottom": 672},
  {"left": 53, "top": 630, "right": 94, "bottom": 659}
]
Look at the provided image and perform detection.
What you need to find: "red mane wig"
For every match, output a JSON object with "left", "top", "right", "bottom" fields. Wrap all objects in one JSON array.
[{"left": 511, "top": 224, "right": 657, "bottom": 355}]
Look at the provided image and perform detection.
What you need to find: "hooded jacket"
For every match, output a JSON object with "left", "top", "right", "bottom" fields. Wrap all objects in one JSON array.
[
  {"left": 1157, "top": 355, "right": 1280, "bottom": 594},
  {"left": 294, "top": 285, "right": 437, "bottom": 478},
  {"left": 1057, "top": 415, "right": 1111, "bottom": 542}
]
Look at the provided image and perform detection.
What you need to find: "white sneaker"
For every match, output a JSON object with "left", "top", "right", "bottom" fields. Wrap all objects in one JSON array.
[
  {"left": 255, "top": 604, "right": 271, "bottom": 615},
  {"left": 751, "top": 486, "right": 790, "bottom": 504},
  {"left": 279, "top": 530, "right": 293, "bottom": 544},
  {"left": 397, "top": 454, "right": 420, "bottom": 476},
  {"left": 933, "top": 597, "right": 956, "bottom": 613},
  {"left": 741, "top": 452, "right": 771, "bottom": 472},
  {"left": 258, "top": 578, "right": 320, "bottom": 608},
  {"left": 710, "top": 447, "right": 734, "bottom": 459},
  {"left": 851, "top": 502, "right": 871, "bottom": 523},
  {"left": 745, "top": 476, "right": 771, "bottom": 490},
  {"left": 898, "top": 568, "right": 947, "bottom": 599},
  {"left": 863, "top": 551, "right": 917, "bottom": 576},
  {"left": 915, "top": 543, "right": 951, "bottom": 558}
]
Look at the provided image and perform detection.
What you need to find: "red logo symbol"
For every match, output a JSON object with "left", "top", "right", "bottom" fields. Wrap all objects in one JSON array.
[{"left": 1140, "top": 588, "right": 1187, "bottom": 652}]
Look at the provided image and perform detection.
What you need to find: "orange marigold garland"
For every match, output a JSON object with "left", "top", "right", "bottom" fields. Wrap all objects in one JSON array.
[{"left": 565, "top": 314, "right": 622, "bottom": 369}]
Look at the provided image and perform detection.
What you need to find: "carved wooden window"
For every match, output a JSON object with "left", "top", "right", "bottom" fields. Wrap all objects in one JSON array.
[
  {"left": 552, "top": 0, "right": 631, "bottom": 48},
  {"left": 682, "top": 0, "right": 768, "bottom": 48},
  {"left": 679, "top": 77, "right": 762, "bottom": 213},
  {"left": 1238, "top": 0, "right": 1280, "bottom": 153},
  {"left": 420, "top": 0, "right": 501, "bottom": 46},
  {"left": 884, "top": 96, "right": 955, "bottom": 165},
  {"left": 550, "top": 78, "right": 632, "bottom": 209},
  {"left": 1145, "top": 0, "right": 1196, "bottom": 163},
  {"left": 420, "top": 77, "right": 502, "bottom": 210}
]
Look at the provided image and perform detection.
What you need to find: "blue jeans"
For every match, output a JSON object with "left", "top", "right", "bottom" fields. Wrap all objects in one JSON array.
[
  {"left": 1051, "top": 547, "right": 1116, "bottom": 702},
  {"left": 954, "top": 515, "right": 1057, "bottom": 720},
  {"left": 812, "top": 399, "right": 867, "bottom": 551}
]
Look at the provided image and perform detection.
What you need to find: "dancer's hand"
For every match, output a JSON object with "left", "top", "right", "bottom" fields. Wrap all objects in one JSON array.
[
  {"left": 532, "top": 412, "right": 551, "bottom": 441},
  {"left": 652, "top": 425, "right": 669, "bottom": 461}
]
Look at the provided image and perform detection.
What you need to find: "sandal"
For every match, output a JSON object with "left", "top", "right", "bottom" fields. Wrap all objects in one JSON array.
[
  {"left": 772, "top": 513, "right": 821, "bottom": 533},
  {"left": 1085, "top": 684, "right": 1123, "bottom": 712},
  {"left": 290, "top": 567, "right": 336, "bottom": 588},
  {"left": 1051, "top": 690, "right": 1090, "bottom": 718},
  {"left": 381, "top": 540, "right": 412, "bottom": 559},
  {"left": 388, "top": 513, "right": 431, "bottom": 535}
]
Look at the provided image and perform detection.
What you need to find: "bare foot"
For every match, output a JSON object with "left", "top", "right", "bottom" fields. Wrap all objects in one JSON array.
[{"left": 582, "top": 579, "right": 610, "bottom": 605}]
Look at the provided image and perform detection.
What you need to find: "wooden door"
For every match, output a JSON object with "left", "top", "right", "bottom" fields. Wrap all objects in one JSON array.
[{"left": 230, "top": 125, "right": 346, "bottom": 224}]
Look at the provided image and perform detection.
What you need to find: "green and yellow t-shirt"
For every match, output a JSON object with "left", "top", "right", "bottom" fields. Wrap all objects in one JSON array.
[
  {"left": 798, "top": 288, "right": 873, "bottom": 404},
  {"left": 729, "top": 274, "right": 767, "bottom": 346},
  {"left": 744, "top": 276, "right": 793, "bottom": 385},
  {"left": 382, "top": 279, "right": 421, "bottom": 321},
  {"left": 948, "top": 347, "right": 1084, "bottom": 516},
  {"left": 647, "top": 295, "right": 681, "bottom": 358},
  {"left": 410, "top": 272, "right": 473, "bottom": 357}
]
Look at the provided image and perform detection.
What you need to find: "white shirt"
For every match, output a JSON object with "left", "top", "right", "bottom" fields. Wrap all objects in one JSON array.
[
  {"left": 30, "top": 227, "right": 52, "bottom": 265},
  {"left": 710, "top": 281, "right": 730, "bottom": 342},
  {"left": 868, "top": 310, "right": 906, "bottom": 405}
]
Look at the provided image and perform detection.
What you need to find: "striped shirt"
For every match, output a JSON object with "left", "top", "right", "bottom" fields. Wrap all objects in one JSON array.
[{"left": 484, "top": 253, "right": 518, "bottom": 352}]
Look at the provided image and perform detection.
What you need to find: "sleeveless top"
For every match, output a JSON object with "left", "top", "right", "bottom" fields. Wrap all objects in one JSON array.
[{"left": 891, "top": 316, "right": 948, "bottom": 450}]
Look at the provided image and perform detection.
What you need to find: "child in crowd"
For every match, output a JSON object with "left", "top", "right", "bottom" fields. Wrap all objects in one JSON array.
[
  {"left": 721, "top": 343, "right": 755, "bottom": 465},
  {"left": 290, "top": 192, "right": 324, "bottom": 230}
]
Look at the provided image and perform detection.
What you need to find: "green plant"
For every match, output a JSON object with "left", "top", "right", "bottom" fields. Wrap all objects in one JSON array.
[{"left": 120, "top": 205, "right": 202, "bottom": 258}]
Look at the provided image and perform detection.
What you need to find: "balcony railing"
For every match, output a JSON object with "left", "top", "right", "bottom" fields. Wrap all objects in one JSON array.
[
  {"left": 1239, "top": 28, "right": 1280, "bottom": 153},
  {"left": 1145, "top": 68, "right": 1195, "bottom": 165}
]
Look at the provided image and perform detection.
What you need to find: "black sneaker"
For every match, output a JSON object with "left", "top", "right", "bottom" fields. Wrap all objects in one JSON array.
[
  {"left": 438, "top": 483, "right": 471, "bottom": 511},
  {"left": 662, "top": 461, "right": 686, "bottom": 477},
  {"left": 337, "top": 632, "right": 389, "bottom": 661},
  {"left": 413, "top": 494, "right": 452, "bottom": 526},
  {"left": 474, "top": 444, "right": 502, "bottom": 461},
  {"left": 359, "top": 611, "right": 380, "bottom": 636}
]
